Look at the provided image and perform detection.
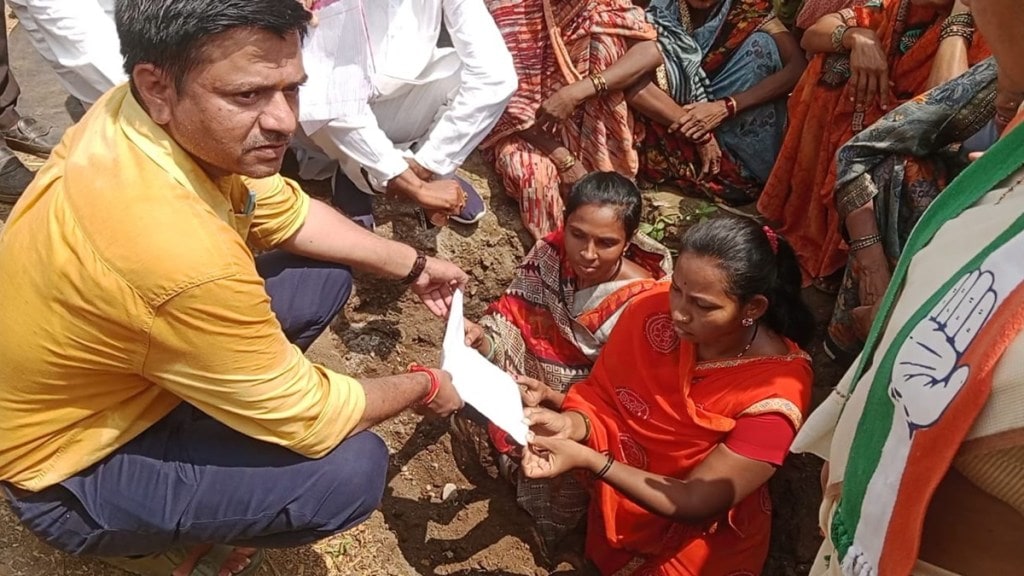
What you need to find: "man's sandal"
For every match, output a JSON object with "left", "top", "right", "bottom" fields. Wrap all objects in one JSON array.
[{"left": 100, "top": 544, "right": 265, "bottom": 576}]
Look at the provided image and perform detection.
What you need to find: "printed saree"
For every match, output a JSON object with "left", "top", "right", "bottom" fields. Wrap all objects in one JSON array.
[
  {"left": 482, "top": 0, "right": 656, "bottom": 239},
  {"left": 638, "top": 0, "right": 788, "bottom": 205},
  {"left": 756, "top": 0, "right": 991, "bottom": 283},
  {"left": 477, "top": 229, "right": 672, "bottom": 550},
  {"left": 826, "top": 58, "right": 998, "bottom": 360},
  {"left": 563, "top": 284, "right": 812, "bottom": 575}
]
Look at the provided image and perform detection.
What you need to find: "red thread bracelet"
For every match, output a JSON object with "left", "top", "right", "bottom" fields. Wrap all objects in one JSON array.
[{"left": 408, "top": 364, "right": 440, "bottom": 405}]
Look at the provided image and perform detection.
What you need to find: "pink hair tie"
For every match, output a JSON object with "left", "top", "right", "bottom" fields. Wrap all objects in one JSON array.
[{"left": 763, "top": 225, "right": 779, "bottom": 255}]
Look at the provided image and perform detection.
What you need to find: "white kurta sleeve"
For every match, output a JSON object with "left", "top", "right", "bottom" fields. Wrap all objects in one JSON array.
[{"left": 412, "top": 0, "right": 517, "bottom": 176}]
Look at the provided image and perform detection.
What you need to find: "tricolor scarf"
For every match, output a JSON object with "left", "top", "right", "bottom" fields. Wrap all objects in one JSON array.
[{"left": 829, "top": 122, "right": 1024, "bottom": 574}]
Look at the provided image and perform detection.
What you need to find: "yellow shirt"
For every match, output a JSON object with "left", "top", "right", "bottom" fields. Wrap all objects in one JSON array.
[{"left": 0, "top": 85, "right": 366, "bottom": 491}]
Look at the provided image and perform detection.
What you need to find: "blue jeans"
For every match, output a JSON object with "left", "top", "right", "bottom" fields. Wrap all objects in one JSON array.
[{"left": 3, "top": 252, "right": 387, "bottom": 557}]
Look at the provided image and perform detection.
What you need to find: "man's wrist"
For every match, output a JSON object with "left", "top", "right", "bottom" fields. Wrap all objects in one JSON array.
[
  {"left": 408, "top": 370, "right": 433, "bottom": 402},
  {"left": 400, "top": 250, "right": 427, "bottom": 285},
  {"left": 385, "top": 169, "right": 427, "bottom": 200}
]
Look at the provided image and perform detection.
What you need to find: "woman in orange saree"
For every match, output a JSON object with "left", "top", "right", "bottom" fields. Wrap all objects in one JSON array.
[
  {"left": 481, "top": 0, "right": 656, "bottom": 240},
  {"left": 756, "top": 0, "right": 990, "bottom": 286},
  {"left": 520, "top": 217, "right": 815, "bottom": 575}
]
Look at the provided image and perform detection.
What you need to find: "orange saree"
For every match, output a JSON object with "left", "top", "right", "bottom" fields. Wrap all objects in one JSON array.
[
  {"left": 756, "top": 0, "right": 990, "bottom": 283},
  {"left": 561, "top": 285, "right": 812, "bottom": 575}
]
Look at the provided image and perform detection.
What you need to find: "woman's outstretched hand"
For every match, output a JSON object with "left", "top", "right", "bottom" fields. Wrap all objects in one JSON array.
[
  {"left": 522, "top": 433, "right": 593, "bottom": 479},
  {"left": 523, "top": 406, "right": 574, "bottom": 438},
  {"left": 464, "top": 318, "right": 486, "bottom": 349},
  {"left": 513, "top": 374, "right": 565, "bottom": 408}
]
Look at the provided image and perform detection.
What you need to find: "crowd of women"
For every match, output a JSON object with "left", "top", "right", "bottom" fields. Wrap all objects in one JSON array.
[
  {"left": 443, "top": 0, "right": 1024, "bottom": 573},
  {"left": 479, "top": 0, "right": 1009, "bottom": 362}
]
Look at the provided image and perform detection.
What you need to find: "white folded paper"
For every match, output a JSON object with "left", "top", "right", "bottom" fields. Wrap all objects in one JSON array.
[{"left": 442, "top": 290, "right": 529, "bottom": 446}]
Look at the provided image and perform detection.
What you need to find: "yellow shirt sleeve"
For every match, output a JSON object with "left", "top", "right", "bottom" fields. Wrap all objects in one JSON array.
[
  {"left": 244, "top": 175, "right": 310, "bottom": 250},
  {"left": 141, "top": 271, "right": 365, "bottom": 458}
]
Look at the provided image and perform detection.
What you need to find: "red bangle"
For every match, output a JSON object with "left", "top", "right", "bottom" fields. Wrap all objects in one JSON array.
[
  {"left": 723, "top": 97, "right": 737, "bottom": 118},
  {"left": 408, "top": 364, "right": 441, "bottom": 405}
]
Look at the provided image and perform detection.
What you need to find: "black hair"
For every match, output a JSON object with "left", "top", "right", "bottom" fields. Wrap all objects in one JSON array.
[
  {"left": 562, "top": 171, "right": 643, "bottom": 238},
  {"left": 678, "top": 217, "right": 815, "bottom": 348},
  {"left": 115, "top": 0, "right": 312, "bottom": 90}
]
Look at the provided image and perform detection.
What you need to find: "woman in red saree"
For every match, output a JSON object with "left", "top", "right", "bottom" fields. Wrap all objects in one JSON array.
[
  {"left": 457, "top": 173, "right": 672, "bottom": 554},
  {"left": 481, "top": 0, "right": 656, "bottom": 240},
  {"left": 520, "top": 217, "right": 815, "bottom": 574},
  {"left": 756, "top": 0, "right": 991, "bottom": 286}
]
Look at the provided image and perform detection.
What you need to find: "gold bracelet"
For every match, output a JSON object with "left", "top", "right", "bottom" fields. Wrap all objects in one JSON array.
[
  {"left": 589, "top": 73, "right": 608, "bottom": 95},
  {"left": 568, "top": 409, "right": 592, "bottom": 442}
]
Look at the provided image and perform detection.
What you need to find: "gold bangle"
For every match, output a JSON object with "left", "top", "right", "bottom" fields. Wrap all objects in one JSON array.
[
  {"left": 556, "top": 154, "right": 577, "bottom": 173},
  {"left": 568, "top": 409, "right": 592, "bottom": 442},
  {"left": 589, "top": 73, "right": 608, "bottom": 95}
]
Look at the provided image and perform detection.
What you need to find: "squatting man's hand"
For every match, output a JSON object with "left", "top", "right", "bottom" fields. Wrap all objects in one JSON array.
[{"left": 410, "top": 256, "right": 468, "bottom": 318}]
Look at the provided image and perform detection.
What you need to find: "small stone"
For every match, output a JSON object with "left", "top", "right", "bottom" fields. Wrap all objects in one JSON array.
[
  {"left": 441, "top": 483, "right": 457, "bottom": 501},
  {"left": 400, "top": 465, "right": 408, "bottom": 473},
  {"left": 444, "top": 550, "right": 454, "bottom": 560}
]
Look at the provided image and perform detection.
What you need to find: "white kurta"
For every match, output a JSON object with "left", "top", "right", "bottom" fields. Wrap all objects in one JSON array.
[
  {"left": 7, "top": 0, "right": 126, "bottom": 106},
  {"left": 299, "top": 0, "right": 516, "bottom": 191}
]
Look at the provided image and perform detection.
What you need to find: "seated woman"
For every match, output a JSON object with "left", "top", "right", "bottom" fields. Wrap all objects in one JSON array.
[
  {"left": 537, "top": 0, "right": 807, "bottom": 206},
  {"left": 826, "top": 58, "right": 1024, "bottom": 363},
  {"left": 480, "top": 0, "right": 656, "bottom": 240},
  {"left": 519, "top": 217, "right": 815, "bottom": 575},
  {"left": 756, "top": 0, "right": 991, "bottom": 286},
  {"left": 458, "top": 172, "right": 672, "bottom": 553}
]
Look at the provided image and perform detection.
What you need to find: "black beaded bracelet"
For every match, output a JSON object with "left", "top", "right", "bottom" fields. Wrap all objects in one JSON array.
[{"left": 401, "top": 251, "right": 427, "bottom": 285}]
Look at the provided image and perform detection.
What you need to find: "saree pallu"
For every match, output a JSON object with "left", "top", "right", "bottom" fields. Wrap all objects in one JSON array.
[
  {"left": 756, "top": 0, "right": 991, "bottom": 283},
  {"left": 482, "top": 0, "right": 656, "bottom": 239},
  {"left": 827, "top": 59, "right": 998, "bottom": 360},
  {"left": 479, "top": 229, "right": 672, "bottom": 550},
  {"left": 638, "top": 0, "right": 788, "bottom": 205},
  {"left": 562, "top": 284, "right": 813, "bottom": 575}
]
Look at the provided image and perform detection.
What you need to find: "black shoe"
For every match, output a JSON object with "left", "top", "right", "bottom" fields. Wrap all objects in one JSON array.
[
  {"left": 2, "top": 116, "right": 62, "bottom": 158},
  {"left": 0, "top": 145, "right": 35, "bottom": 204}
]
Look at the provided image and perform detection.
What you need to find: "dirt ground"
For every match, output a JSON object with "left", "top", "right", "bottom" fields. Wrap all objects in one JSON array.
[{"left": 0, "top": 15, "right": 847, "bottom": 576}]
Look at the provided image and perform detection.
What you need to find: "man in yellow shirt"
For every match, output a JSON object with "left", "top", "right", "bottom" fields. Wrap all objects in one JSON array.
[{"left": 0, "top": 1, "right": 469, "bottom": 574}]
